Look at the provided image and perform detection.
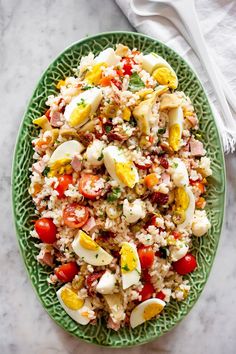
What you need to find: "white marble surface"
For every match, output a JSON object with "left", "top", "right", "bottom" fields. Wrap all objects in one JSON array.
[{"left": 0, "top": 1, "right": 236, "bottom": 353}]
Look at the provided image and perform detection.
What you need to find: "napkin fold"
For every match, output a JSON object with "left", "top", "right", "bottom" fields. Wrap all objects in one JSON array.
[{"left": 116, "top": 0, "right": 236, "bottom": 153}]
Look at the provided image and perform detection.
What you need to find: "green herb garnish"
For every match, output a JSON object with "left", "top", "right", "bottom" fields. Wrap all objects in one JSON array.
[
  {"left": 158, "top": 128, "right": 166, "bottom": 134},
  {"left": 42, "top": 166, "right": 50, "bottom": 177},
  {"left": 97, "top": 152, "right": 104, "bottom": 161},
  {"left": 77, "top": 98, "right": 86, "bottom": 108},
  {"left": 122, "top": 264, "right": 130, "bottom": 272},
  {"left": 81, "top": 85, "right": 94, "bottom": 90},
  {"left": 173, "top": 162, "right": 178, "bottom": 168},
  {"left": 104, "top": 125, "right": 112, "bottom": 134},
  {"left": 159, "top": 247, "right": 169, "bottom": 259},
  {"left": 128, "top": 72, "right": 145, "bottom": 92},
  {"left": 107, "top": 187, "right": 121, "bottom": 202}
]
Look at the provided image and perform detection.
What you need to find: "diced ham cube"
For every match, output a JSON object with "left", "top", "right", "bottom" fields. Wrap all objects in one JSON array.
[
  {"left": 50, "top": 111, "right": 63, "bottom": 127},
  {"left": 161, "top": 172, "right": 171, "bottom": 184},
  {"left": 32, "top": 160, "right": 46, "bottom": 174},
  {"left": 71, "top": 155, "right": 82, "bottom": 172},
  {"left": 37, "top": 249, "right": 54, "bottom": 267},
  {"left": 82, "top": 217, "right": 97, "bottom": 233},
  {"left": 190, "top": 139, "right": 205, "bottom": 156},
  {"left": 186, "top": 114, "right": 198, "bottom": 127}
]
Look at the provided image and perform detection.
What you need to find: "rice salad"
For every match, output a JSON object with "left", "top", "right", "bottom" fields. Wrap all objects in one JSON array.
[{"left": 29, "top": 44, "right": 212, "bottom": 331}]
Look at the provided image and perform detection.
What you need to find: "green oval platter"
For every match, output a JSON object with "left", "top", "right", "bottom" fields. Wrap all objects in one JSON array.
[{"left": 12, "top": 31, "right": 226, "bottom": 347}]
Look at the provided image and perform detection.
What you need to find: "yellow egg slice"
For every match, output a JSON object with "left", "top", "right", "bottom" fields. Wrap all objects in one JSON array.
[
  {"left": 168, "top": 106, "right": 183, "bottom": 151},
  {"left": 103, "top": 146, "right": 139, "bottom": 188},
  {"left": 120, "top": 242, "right": 141, "bottom": 289},
  {"left": 72, "top": 230, "right": 113, "bottom": 266},
  {"left": 61, "top": 287, "right": 84, "bottom": 310},
  {"left": 85, "top": 62, "right": 105, "bottom": 85},
  {"left": 174, "top": 186, "right": 195, "bottom": 230},
  {"left": 130, "top": 298, "right": 166, "bottom": 328}
]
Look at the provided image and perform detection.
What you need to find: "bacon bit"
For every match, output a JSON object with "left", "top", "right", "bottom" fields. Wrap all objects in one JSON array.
[
  {"left": 159, "top": 157, "right": 169, "bottom": 169},
  {"left": 134, "top": 161, "right": 152, "bottom": 170},
  {"left": 78, "top": 132, "right": 94, "bottom": 146},
  {"left": 86, "top": 271, "right": 104, "bottom": 296},
  {"left": 151, "top": 192, "right": 169, "bottom": 205},
  {"left": 107, "top": 130, "right": 128, "bottom": 142},
  {"left": 50, "top": 111, "right": 63, "bottom": 127}
]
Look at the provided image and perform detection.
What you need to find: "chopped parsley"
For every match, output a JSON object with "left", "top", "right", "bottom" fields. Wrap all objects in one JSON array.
[
  {"left": 95, "top": 254, "right": 98, "bottom": 258},
  {"left": 128, "top": 72, "right": 145, "bottom": 92},
  {"left": 104, "top": 125, "right": 112, "bottom": 134},
  {"left": 107, "top": 187, "right": 121, "bottom": 202},
  {"left": 42, "top": 166, "right": 50, "bottom": 177},
  {"left": 97, "top": 152, "right": 104, "bottom": 161},
  {"left": 158, "top": 128, "right": 166, "bottom": 134},
  {"left": 159, "top": 247, "right": 169, "bottom": 259},
  {"left": 173, "top": 162, "right": 178, "bottom": 168},
  {"left": 77, "top": 98, "right": 86, "bottom": 108},
  {"left": 122, "top": 264, "right": 130, "bottom": 272},
  {"left": 81, "top": 85, "right": 94, "bottom": 90},
  {"left": 129, "top": 117, "right": 137, "bottom": 127}
]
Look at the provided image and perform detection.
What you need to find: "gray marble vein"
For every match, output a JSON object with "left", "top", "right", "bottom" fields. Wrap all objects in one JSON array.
[{"left": 0, "top": 0, "right": 235, "bottom": 353}]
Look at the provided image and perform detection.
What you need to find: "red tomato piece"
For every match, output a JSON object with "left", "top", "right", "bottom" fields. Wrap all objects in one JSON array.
[
  {"left": 122, "top": 57, "right": 134, "bottom": 76},
  {"left": 156, "top": 291, "right": 165, "bottom": 300},
  {"left": 45, "top": 108, "right": 51, "bottom": 120},
  {"left": 35, "top": 217, "right": 57, "bottom": 244},
  {"left": 172, "top": 231, "right": 182, "bottom": 239},
  {"left": 63, "top": 203, "right": 89, "bottom": 228},
  {"left": 138, "top": 246, "right": 155, "bottom": 269},
  {"left": 55, "top": 262, "right": 79, "bottom": 282},
  {"left": 173, "top": 254, "right": 197, "bottom": 275},
  {"left": 55, "top": 174, "right": 73, "bottom": 198},
  {"left": 142, "top": 269, "right": 151, "bottom": 282},
  {"left": 140, "top": 282, "right": 155, "bottom": 301},
  {"left": 79, "top": 174, "right": 103, "bottom": 200}
]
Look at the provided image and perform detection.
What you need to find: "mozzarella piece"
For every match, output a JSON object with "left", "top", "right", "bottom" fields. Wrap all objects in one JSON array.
[
  {"left": 170, "top": 244, "right": 189, "bottom": 262},
  {"left": 49, "top": 140, "right": 85, "bottom": 165},
  {"left": 171, "top": 158, "right": 189, "bottom": 187},
  {"left": 96, "top": 270, "right": 116, "bottom": 294},
  {"left": 94, "top": 48, "right": 121, "bottom": 66},
  {"left": 192, "top": 210, "right": 211, "bottom": 237},
  {"left": 123, "top": 199, "right": 146, "bottom": 224},
  {"left": 86, "top": 139, "right": 105, "bottom": 166}
]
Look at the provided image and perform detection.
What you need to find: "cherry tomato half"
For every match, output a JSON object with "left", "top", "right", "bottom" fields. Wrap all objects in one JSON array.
[
  {"left": 140, "top": 282, "right": 155, "bottom": 301},
  {"left": 55, "top": 174, "right": 73, "bottom": 198},
  {"left": 138, "top": 246, "right": 155, "bottom": 269},
  {"left": 79, "top": 174, "right": 103, "bottom": 200},
  {"left": 173, "top": 253, "right": 197, "bottom": 275},
  {"left": 35, "top": 217, "right": 57, "bottom": 244},
  {"left": 63, "top": 203, "right": 89, "bottom": 228},
  {"left": 156, "top": 291, "right": 165, "bottom": 301},
  {"left": 55, "top": 262, "right": 79, "bottom": 282}
]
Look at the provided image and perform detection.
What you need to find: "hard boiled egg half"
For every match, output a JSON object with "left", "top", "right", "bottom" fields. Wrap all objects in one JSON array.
[
  {"left": 173, "top": 186, "right": 195, "bottom": 230},
  {"left": 57, "top": 284, "right": 93, "bottom": 325},
  {"left": 120, "top": 242, "right": 141, "bottom": 289},
  {"left": 142, "top": 52, "right": 178, "bottom": 89},
  {"left": 48, "top": 140, "right": 85, "bottom": 176},
  {"left": 72, "top": 230, "right": 113, "bottom": 266},
  {"left": 168, "top": 106, "right": 184, "bottom": 151},
  {"left": 130, "top": 298, "right": 166, "bottom": 328},
  {"left": 103, "top": 146, "right": 139, "bottom": 188},
  {"left": 64, "top": 87, "right": 102, "bottom": 128}
]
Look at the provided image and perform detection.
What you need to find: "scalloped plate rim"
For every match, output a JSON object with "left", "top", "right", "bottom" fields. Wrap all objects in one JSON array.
[{"left": 11, "top": 31, "right": 226, "bottom": 347}]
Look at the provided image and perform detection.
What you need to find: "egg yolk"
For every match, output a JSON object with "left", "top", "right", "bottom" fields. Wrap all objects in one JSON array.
[
  {"left": 69, "top": 103, "right": 91, "bottom": 127},
  {"left": 115, "top": 162, "right": 137, "bottom": 188},
  {"left": 175, "top": 187, "right": 190, "bottom": 211},
  {"left": 120, "top": 243, "right": 137, "bottom": 273},
  {"left": 152, "top": 67, "right": 177, "bottom": 89},
  {"left": 169, "top": 124, "right": 181, "bottom": 151},
  {"left": 79, "top": 230, "right": 99, "bottom": 251},
  {"left": 61, "top": 287, "right": 84, "bottom": 310},
  {"left": 85, "top": 62, "right": 106, "bottom": 85},
  {"left": 48, "top": 158, "right": 73, "bottom": 177},
  {"left": 143, "top": 303, "right": 164, "bottom": 320}
]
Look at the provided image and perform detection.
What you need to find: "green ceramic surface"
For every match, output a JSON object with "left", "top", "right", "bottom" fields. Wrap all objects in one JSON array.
[{"left": 12, "top": 31, "right": 225, "bottom": 347}]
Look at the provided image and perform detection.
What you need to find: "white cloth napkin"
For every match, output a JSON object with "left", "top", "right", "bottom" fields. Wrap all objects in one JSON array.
[{"left": 116, "top": 0, "right": 236, "bottom": 153}]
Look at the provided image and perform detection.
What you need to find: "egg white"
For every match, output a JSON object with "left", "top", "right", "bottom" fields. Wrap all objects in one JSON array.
[
  {"left": 171, "top": 158, "right": 189, "bottom": 187},
  {"left": 103, "top": 145, "right": 139, "bottom": 187},
  {"left": 142, "top": 52, "right": 176, "bottom": 76},
  {"left": 121, "top": 242, "right": 141, "bottom": 290},
  {"left": 57, "top": 285, "right": 92, "bottom": 325},
  {"left": 130, "top": 298, "right": 166, "bottom": 328},
  {"left": 72, "top": 231, "right": 113, "bottom": 266},
  {"left": 49, "top": 140, "right": 85, "bottom": 165},
  {"left": 64, "top": 87, "right": 102, "bottom": 127},
  {"left": 94, "top": 48, "right": 121, "bottom": 66}
]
